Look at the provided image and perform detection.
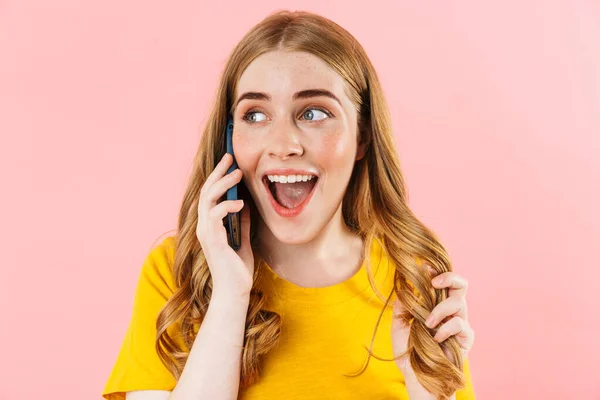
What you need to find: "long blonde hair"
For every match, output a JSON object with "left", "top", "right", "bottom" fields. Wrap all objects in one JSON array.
[{"left": 155, "top": 10, "right": 464, "bottom": 399}]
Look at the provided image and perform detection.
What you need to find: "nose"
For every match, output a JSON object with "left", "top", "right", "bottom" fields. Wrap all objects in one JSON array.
[{"left": 266, "top": 119, "right": 304, "bottom": 160}]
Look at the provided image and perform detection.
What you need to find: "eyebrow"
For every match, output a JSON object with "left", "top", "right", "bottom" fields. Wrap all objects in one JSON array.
[{"left": 234, "top": 89, "right": 342, "bottom": 110}]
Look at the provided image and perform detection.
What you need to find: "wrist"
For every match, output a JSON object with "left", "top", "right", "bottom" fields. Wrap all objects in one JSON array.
[{"left": 211, "top": 286, "right": 252, "bottom": 303}]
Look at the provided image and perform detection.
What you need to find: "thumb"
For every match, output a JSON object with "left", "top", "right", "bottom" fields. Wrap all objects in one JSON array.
[
  {"left": 392, "top": 297, "right": 411, "bottom": 369},
  {"left": 392, "top": 297, "right": 410, "bottom": 329}
]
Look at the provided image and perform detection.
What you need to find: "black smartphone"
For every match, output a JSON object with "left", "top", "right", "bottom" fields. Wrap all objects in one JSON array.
[{"left": 224, "top": 116, "right": 241, "bottom": 250}]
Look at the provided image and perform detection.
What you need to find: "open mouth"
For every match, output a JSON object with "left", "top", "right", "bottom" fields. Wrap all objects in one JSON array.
[{"left": 262, "top": 174, "right": 319, "bottom": 212}]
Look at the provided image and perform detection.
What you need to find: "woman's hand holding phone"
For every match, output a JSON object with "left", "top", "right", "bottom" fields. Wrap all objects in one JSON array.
[{"left": 196, "top": 153, "right": 254, "bottom": 296}]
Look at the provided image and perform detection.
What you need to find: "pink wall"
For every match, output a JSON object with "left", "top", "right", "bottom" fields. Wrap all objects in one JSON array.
[{"left": 1, "top": 1, "right": 598, "bottom": 399}]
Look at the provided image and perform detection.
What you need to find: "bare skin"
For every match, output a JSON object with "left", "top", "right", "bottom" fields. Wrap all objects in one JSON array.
[{"left": 232, "top": 50, "right": 368, "bottom": 287}]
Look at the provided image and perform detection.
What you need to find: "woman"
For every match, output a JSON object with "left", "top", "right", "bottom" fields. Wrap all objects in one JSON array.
[{"left": 103, "top": 10, "right": 476, "bottom": 400}]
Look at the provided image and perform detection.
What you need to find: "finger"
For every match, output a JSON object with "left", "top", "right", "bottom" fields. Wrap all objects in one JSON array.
[
  {"left": 425, "top": 264, "right": 438, "bottom": 278},
  {"left": 208, "top": 199, "right": 244, "bottom": 224},
  {"left": 204, "top": 168, "right": 244, "bottom": 206},
  {"left": 202, "top": 153, "right": 234, "bottom": 194},
  {"left": 239, "top": 201, "right": 251, "bottom": 248},
  {"left": 431, "top": 272, "right": 468, "bottom": 297},
  {"left": 198, "top": 154, "right": 233, "bottom": 215},
  {"left": 425, "top": 295, "right": 467, "bottom": 328},
  {"left": 433, "top": 316, "right": 468, "bottom": 343},
  {"left": 435, "top": 317, "right": 475, "bottom": 359}
]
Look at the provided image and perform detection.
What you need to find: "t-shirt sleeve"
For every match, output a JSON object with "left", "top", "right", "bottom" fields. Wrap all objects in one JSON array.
[
  {"left": 102, "top": 236, "right": 180, "bottom": 400},
  {"left": 456, "top": 356, "right": 476, "bottom": 399}
]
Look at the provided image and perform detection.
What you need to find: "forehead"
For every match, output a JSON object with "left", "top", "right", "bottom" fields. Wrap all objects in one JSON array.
[{"left": 235, "top": 50, "right": 350, "bottom": 102}]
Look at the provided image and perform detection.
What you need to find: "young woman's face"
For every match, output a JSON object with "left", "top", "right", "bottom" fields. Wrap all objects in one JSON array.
[{"left": 232, "top": 50, "right": 366, "bottom": 244}]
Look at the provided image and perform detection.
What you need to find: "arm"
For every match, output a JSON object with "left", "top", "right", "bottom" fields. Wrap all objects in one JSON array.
[
  {"left": 169, "top": 288, "right": 251, "bottom": 400},
  {"left": 117, "top": 155, "right": 256, "bottom": 400},
  {"left": 125, "top": 288, "right": 250, "bottom": 400}
]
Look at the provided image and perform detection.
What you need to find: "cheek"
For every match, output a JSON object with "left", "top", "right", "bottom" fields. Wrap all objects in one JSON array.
[
  {"left": 316, "top": 130, "right": 356, "bottom": 170},
  {"left": 232, "top": 133, "right": 258, "bottom": 171}
]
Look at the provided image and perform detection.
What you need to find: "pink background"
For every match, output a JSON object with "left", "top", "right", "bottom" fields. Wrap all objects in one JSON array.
[{"left": 1, "top": 1, "right": 599, "bottom": 399}]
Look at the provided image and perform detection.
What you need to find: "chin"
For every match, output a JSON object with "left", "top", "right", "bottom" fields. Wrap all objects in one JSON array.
[{"left": 266, "top": 220, "right": 318, "bottom": 245}]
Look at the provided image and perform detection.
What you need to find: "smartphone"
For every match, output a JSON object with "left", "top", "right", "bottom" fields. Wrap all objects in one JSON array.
[{"left": 224, "top": 116, "right": 241, "bottom": 250}]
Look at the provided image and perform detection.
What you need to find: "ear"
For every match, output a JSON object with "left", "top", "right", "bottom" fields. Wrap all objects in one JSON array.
[{"left": 355, "top": 122, "right": 371, "bottom": 161}]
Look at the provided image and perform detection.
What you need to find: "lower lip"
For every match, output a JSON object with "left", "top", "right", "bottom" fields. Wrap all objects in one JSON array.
[{"left": 262, "top": 178, "right": 318, "bottom": 218}]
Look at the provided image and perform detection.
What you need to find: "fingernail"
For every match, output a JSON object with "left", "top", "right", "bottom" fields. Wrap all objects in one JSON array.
[
  {"left": 425, "top": 315, "right": 435, "bottom": 328},
  {"left": 433, "top": 276, "right": 443, "bottom": 285}
]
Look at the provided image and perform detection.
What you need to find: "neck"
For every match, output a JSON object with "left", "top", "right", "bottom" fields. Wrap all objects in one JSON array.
[{"left": 256, "top": 205, "right": 365, "bottom": 287}]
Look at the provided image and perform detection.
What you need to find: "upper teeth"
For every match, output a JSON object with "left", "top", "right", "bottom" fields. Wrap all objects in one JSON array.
[{"left": 267, "top": 175, "right": 315, "bottom": 183}]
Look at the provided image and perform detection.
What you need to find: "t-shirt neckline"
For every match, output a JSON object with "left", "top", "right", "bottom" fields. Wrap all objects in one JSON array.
[{"left": 254, "top": 237, "right": 388, "bottom": 306}]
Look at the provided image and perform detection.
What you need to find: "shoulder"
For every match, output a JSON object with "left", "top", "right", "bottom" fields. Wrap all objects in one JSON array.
[
  {"left": 138, "top": 235, "right": 178, "bottom": 296},
  {"left": 372, "top": 235, "right": 423, "bottom": 268},
  {"left": 102, "top": 235, "right": 181, "bottom": 398}
]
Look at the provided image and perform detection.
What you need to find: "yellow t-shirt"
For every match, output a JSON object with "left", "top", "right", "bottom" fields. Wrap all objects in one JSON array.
[{"left": 103, "top": 236, "right": 476, "bottom": 399}]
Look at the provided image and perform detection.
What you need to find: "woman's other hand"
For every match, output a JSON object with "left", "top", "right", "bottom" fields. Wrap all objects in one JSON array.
[{"left": 391, "top": 268, "right": 474, "bottom": 398}]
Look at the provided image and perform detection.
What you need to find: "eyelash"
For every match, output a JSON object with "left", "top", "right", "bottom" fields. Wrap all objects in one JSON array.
[{"left": 241, "top": 107, "right": 333, "bottom": 123}]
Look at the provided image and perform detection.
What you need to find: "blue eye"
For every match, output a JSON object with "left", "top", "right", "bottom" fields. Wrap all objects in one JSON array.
[
  {"left": 241, "top": 107, "right": 332, "bottom": 124},
  {"left": 302, "top": 108, "right": 330, "bottom": 121},
  {"left": 242, "top": 111, "right": 267, "bottom": 123}
]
